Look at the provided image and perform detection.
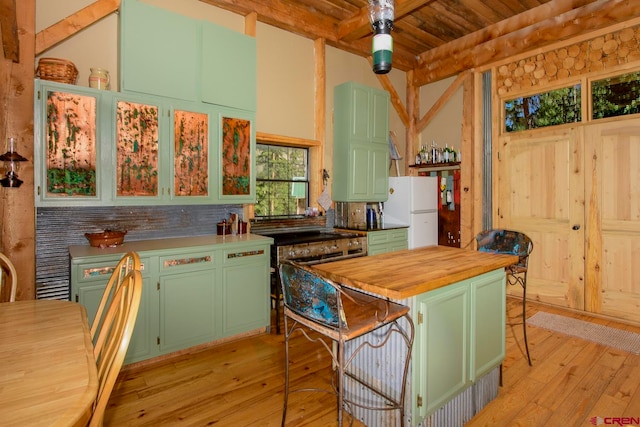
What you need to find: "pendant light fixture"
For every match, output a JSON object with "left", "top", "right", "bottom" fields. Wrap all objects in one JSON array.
[{"left": 368, "top": 0, "right": 395, "bottom": 74}]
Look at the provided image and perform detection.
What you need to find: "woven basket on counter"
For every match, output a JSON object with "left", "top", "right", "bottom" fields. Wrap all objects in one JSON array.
[{"left": 36, "top": 58, "right": 78, "bottom": 84}]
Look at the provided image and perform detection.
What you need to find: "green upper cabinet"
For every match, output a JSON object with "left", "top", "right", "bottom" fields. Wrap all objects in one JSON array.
[
  {"left": 119, "top": 0, "right": 256, "bottom": 112},
  {"left": 216, "top": 107, "right": 256, "bottom": 203},
  {"left": 34, "top": 80, "right": 224, "bottom": 206},
  {"left": 201, "top": 22, "right": 257, "bottom": 112},
  {"left": 111, "top": 93, "right": 164, "bottom": 203},
  {"left": 333, "top": 82, "right": 390, "bottom": 202},
  {"left": 119, "top": 0, "right": 200, "bottom": 102},
  {"left": 34, "top": 80, "right": 109, "bottom": 207},
  {"left": 110, "top": 93, "right": 218, "bottom": 205}
]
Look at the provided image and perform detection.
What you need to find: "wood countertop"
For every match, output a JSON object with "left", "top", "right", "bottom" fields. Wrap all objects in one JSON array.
[
  {"left": 0, "top": 300, "right": 98, "bottom": 426},
  {"left": 311, "top": 245, "right": 518, "bottom": 300}
]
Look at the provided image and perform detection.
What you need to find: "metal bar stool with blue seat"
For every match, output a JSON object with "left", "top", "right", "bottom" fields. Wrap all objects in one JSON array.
[
  {"left": 475, "top": 229, "right": 534, "bottom": 366},
  {"left": 278, "top": 260, "right": 414, "bottom": 426}
]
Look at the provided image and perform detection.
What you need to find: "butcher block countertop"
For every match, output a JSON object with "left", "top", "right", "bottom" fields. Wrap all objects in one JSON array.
[{"left": 312, "top": 245, "right": 518, "bottom": 300}]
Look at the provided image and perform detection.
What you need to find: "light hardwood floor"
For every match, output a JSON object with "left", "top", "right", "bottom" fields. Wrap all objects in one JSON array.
[{"left": 104, "top": 298, "right": 640, "bottom": 426}]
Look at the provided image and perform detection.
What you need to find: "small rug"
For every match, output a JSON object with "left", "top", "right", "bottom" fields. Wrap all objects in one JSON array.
[{"left": 527, "top": 311, "right": 640, "bottom": 355}]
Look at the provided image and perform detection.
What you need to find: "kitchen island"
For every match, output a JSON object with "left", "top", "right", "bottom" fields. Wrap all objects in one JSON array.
[{"left": 312, "top": 245, "right": 518, "bottom": 427}]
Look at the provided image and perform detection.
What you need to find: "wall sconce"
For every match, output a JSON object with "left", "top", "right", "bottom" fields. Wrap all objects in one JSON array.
[
  {"left": 0, "top": 138, "right": 28, "bottom": 188},
  {"left": 368, "top": 0, "right": 394, "bottom": 74}
]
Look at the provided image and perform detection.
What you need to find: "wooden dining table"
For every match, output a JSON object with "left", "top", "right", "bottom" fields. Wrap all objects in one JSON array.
[{"left": 0, "top": 300, "right": 98, "bottom": 426}]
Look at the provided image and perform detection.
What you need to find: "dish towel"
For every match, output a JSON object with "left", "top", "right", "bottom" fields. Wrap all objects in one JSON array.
[{"left": 318, "top": 186, "right": 332, "bottom": 211}]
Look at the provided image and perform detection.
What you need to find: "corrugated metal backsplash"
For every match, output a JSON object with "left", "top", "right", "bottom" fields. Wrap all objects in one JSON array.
[{"left": 36, "top": 205, "right": 243, "bottom": 300}]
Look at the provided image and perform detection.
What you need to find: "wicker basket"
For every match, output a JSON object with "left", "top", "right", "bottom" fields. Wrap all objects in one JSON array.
[{"left": 36, "top": 58, "right": 78, "bottom": 84}]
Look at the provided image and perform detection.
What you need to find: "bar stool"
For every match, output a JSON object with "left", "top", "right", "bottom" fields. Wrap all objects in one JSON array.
[
  {"left": 475, "top": 229, "right": 534, "bottom": 366},
  {"left": 279, "top": 260, "right": 414, "bottom": 426}
]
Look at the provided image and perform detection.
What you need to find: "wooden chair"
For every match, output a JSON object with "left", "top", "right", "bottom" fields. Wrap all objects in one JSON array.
[
  {"left": 0, "top": 252, "right": 17, "bottom": 302},
  {"left": 89, "top": 269, "right": 143, "bottom": 427},
  {"left": 91, "top": 251, "right": 141, "bottom": 341},
  {"left": 279, "top": 261, "right": 414, "bottom": 426},
  {"left": 475, "top": 229, "right": 534, "bottom": 366}
]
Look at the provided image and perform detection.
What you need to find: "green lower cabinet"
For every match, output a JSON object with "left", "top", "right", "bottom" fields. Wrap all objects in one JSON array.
[
  {"left": 411, "top": 269, "right": 506, "bottom": 423},
  {"left": 367, "top": 228, "right": 408, "bottom": 255},
  {"left": 72, "top": 256, "right": 156, "bottom": 364},
  {"left": 220, "top": 249, "right": 270, "bottom": 337},
  {"left": 70, "top": 238, "right": 272, "bottom": 365},
  {"left": 159, "top": 269, "right": 218, "bottom": 354},
  {"left": 471, "top": 270, "right": 507, "bottom": 380}
]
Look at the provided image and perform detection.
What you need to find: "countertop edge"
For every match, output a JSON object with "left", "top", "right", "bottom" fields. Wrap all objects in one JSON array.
[{"left": 69, "top": 234, "right": 273, "bottom": 259}]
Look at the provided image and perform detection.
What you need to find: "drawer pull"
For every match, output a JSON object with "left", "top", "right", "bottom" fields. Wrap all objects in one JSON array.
[
  {"left": 227, "top": 249, "right": 264, "bottom": 259},
  {"left": 83, "top": 265, "right": 115, "bottom": 279},
  {"left": 164, "top": 256, "right": 211, "bottom": 268},
  {"left": 83, "top": 262, "right": 145, "bottom": 279}
]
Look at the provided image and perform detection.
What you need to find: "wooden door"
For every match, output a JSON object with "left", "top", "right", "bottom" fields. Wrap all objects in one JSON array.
[
  {"left": 496, "top": 127, "right": 585, "bottom": 311},
  {"left": 584, "top": 120, "right": 640, "bottom": 322}
]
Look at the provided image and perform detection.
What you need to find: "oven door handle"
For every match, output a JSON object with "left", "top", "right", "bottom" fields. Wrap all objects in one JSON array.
[{"left": 295, "top": 253, "right": 365, "bottom": 266}]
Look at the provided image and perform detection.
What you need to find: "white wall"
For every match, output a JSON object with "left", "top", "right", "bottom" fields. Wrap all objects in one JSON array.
[{"left": 419, "top": 76, "right": 463, "bottom": 157}]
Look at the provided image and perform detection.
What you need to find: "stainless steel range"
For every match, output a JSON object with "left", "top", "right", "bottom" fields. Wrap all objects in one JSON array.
[
  {"left": 259, "top": 230, "right": 367, "bottom": 333},
  {"left": 270, "top": 230, "right": 367, "bottom": 266}
]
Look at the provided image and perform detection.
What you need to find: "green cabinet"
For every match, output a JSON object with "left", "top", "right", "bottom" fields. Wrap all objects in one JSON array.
[
  {"left": 333, "top": 82, "right": 390, "bottom": 202},
  {"left": 201, "top": 21, "right": 256, "bottom": 112},
  {"left": 110, "top": 92, "right": 218, "bottom": 205},
  {"left": 157, "top": 250, "right": 218, "bottom": 353},
  {"left": 366, "top": 228, "right": 408, "bottom": 255},
  {"left": 120, "top": 0, "right": 200, "bottom": 101},
  {"left": 216, "top": 107, "right": 256, "bottom": 203},
  {"left": 411, "top": 268, "right": 506, "bottom": 422},
  {"left": 119, "top": 0, "right": 256, "bottom": 112},
  {"left": 70, "top": 236, "right": 272, "bottom": 364},
  {"left": 33, "top": 82, "right": 108, "bottom": 206},
  {"left": 71, "top": 255, "right": 156, "bottom": 363},
  {"left": 35, "top": 80, "right": 256, "bottom": 206},
  {"left": 220, "top": 247, "right": 271, "bottom": 336}
]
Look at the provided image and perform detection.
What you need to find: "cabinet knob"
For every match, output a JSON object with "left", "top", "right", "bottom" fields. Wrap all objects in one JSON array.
[{"left": 572, "top": 224, "right": 581, "bottom": 230}]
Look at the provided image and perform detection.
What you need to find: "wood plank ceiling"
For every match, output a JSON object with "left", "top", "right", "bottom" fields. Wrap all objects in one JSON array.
[
  {"left": 3, "top": 0, "right": 640, "bottom": 86},
  {"left": 200, "top": 0, "right": 640, "bottom": 85}
]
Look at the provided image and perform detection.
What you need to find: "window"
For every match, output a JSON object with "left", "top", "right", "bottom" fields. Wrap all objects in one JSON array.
[
  {"left": 255, "top": 144, "right": 309, "bottom": 217},
  {"left": 592, "top": 71, "right": 640, "bottom": 119},
  {"left": 504, "top": 84, "right": 581, "bottom": 132}
]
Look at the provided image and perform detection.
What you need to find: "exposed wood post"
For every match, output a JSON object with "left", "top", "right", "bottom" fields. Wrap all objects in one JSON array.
[
  {"left": 244, "top": 11, "right": 257, "bottom": 36},
  {"left": 470, "top": 71, "right": 485, "bottom": 243},
  {"left": 459, "top": 71, "right": 474, "bottom": 247},
  {"left": 0, "top": 0, "right": 35, "bottom": 299},
  {"left": 313, "top": 38, "right": 326, "bottom": 211},
  {"left": 0, "top": 0, "right": 19, "bottom": 62},
  {"left": 242, "top": 11, "right": 257, "bottom": 223},
  {"left": 406, "top": 69, "right": 418, "bottom": 176}
]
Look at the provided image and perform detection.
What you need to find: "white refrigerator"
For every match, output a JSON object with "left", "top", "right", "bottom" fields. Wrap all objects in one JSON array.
[{"left": 384, "top": 176, "right": 438, "bottom": 248}]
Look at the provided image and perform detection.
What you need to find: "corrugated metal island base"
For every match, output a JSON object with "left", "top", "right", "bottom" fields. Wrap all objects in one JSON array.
[{"left": 312, "top": 246, "right": 518, "bottom": 426}]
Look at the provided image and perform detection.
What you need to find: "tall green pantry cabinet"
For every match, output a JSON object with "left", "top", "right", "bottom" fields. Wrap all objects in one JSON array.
[{"left": 333, "top": 82, "right": 390, "bottom": 202}]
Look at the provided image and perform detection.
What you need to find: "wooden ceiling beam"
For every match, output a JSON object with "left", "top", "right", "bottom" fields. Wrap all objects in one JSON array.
[
  {"left": 200, "top": 0, "right": 337, "bottom": 40},
  {"left": 0, "top": 0, "right": 19, "bottom": 62},
  {"left": 413, "top": 0, "right": 638, "bottom": 85},
  {"left": 200, "top": 0, "right": 416, "bottom": 70},
  {"left": 337, "top": 0, "right": 436, "bottom": 43},
  {"left": 35, "top": 0, "right": 120, "bottom": 56}
]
